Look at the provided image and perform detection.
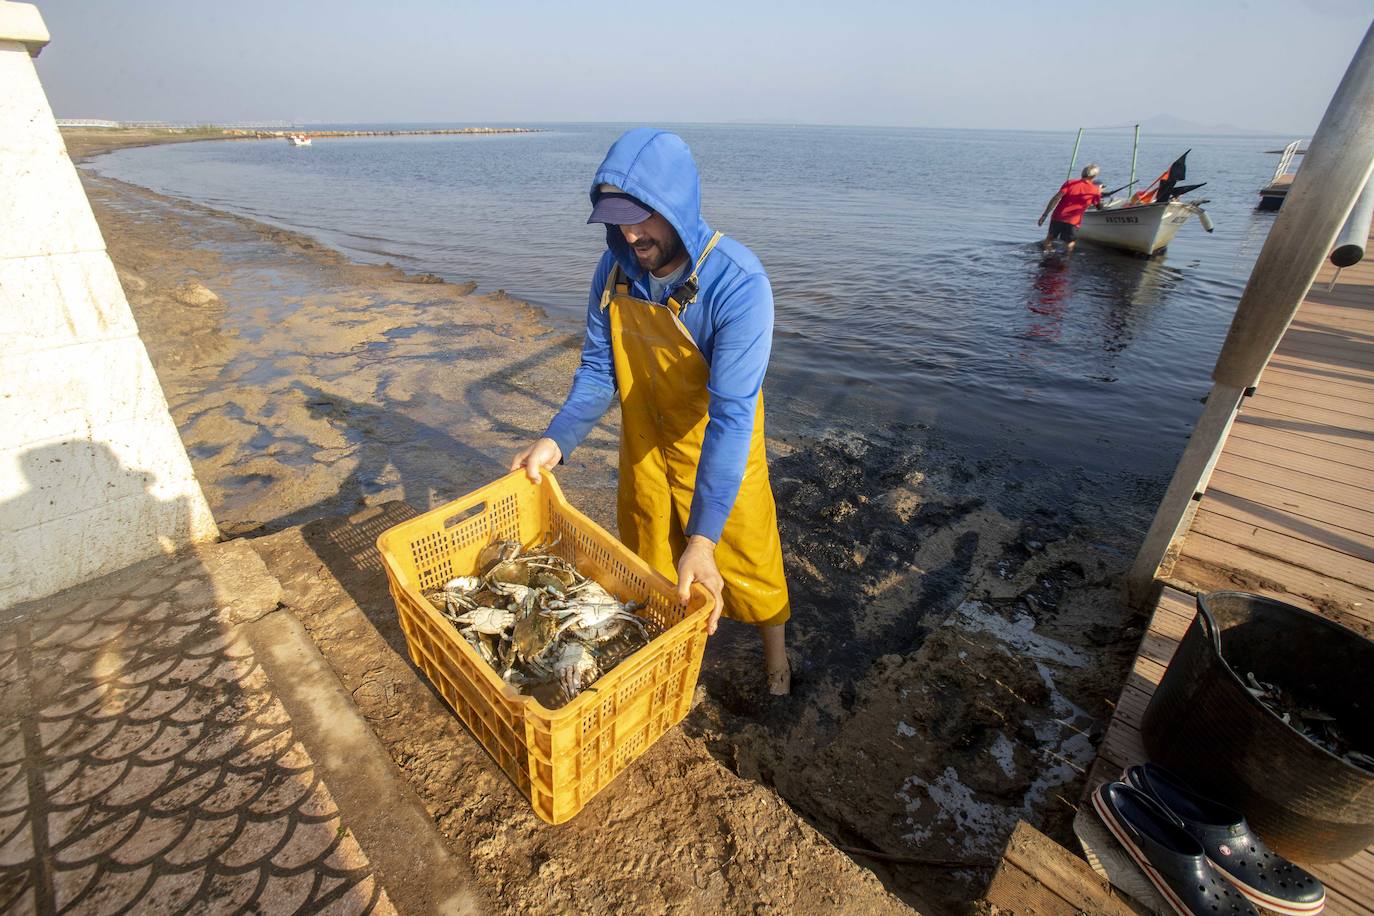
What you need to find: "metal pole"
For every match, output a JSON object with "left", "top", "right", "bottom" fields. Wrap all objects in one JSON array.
[
  {"left": 1127, "top": 20, "right": 1374, "bottom": 606},
  {"left": 1129, "top": 124, "right": 1139, "bottom": 194},
  {"left": 1125, "top": 383, "right": 1246, "bottom": 605},
  {"left": 1067, "top": 128, "right": 1084, "bottom": 181},
  {"left": 1330, "top": 173, "right": 1374, "bottom": 267},
  {"left": 1211, "top": 26, "right": 1374, "bottom": 389}
]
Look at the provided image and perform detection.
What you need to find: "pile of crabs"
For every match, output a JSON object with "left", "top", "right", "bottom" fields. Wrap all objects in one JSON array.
[{"left": 423, "top": 538, "right": 660, "bottom": 706}]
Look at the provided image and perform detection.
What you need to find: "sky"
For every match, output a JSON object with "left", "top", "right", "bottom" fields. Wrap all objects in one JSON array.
[{"left": 30, "top": 0, "right": 1374, "bottom": 134}]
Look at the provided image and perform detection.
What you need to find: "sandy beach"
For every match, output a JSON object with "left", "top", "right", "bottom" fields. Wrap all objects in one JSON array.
[{"left": 67, "top": 128, "right": 1153, "bottom": 912}]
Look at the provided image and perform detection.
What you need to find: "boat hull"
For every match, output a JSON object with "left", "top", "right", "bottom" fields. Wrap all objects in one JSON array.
[{"left": 1077, "top": 201, "right": 1192, "bottom": 256}]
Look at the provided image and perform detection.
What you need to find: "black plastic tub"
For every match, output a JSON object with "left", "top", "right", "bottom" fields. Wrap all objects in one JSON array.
[{"left": 1141, "top": 591, "right": 1374, "bottom": 863}]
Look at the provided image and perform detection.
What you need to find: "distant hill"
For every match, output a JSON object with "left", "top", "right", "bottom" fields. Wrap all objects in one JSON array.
[{"left": 1138, "top": 114, "right": 1280, "bottom": 137}]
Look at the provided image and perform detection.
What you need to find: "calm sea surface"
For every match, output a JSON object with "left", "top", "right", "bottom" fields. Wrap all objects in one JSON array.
[{"left": 92, "top": 123, "right": 1292, "bottom": 483}]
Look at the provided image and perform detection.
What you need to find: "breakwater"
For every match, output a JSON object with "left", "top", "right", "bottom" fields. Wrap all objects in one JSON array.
[{"left": 228, "top": 127, "right": 542, "bottom": 139}]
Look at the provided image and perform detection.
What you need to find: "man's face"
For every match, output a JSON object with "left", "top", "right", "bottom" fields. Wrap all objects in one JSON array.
[{"left": 620, "top": 212, "right": 684, "bottom": 274}]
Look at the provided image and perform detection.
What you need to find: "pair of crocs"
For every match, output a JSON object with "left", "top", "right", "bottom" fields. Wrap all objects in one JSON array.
[{"left": 1093, "top": 763, "right": 1325, "bottom": 915}]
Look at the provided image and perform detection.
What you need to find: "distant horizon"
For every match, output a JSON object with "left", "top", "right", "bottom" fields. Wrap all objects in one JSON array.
[{"left": 58, "top": 116, "right": 1307, "bottom": 139}]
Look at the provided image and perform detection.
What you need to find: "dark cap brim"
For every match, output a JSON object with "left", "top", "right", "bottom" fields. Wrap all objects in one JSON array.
[{"left": 587, "top": 192, "right": 654, "bottom": 226}]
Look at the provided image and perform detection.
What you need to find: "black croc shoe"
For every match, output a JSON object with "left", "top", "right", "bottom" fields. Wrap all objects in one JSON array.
[
  {"left": 1093, "top": 782, "right": 1258, "bottom": 916},
  {"left": 1125, "top": 764, "right": 1326, "bottom": 915}
]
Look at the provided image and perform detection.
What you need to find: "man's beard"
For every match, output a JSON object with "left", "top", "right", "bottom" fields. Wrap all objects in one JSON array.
[{"left": 636, "top": 234, "right": 684, "bottom": 273}]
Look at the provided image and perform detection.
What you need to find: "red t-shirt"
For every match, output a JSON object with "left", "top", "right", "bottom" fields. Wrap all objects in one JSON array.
[{"left": 1051, "top": 179, "right": 1102, "bottom": 226}]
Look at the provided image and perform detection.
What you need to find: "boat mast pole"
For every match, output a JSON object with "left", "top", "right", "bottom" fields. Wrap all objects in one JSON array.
[
  {"left": 1066, "top": 127, "right": 1084, "bottom": 181},
  {"left": 1129, "top": 124, "right": 1139, "bottom": 195}
]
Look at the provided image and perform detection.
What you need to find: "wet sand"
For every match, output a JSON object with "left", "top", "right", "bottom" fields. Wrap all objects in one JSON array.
[
  {"left": 69, "top": 128, "right": 1159, "bottom": 912},
  {"left": 71, "top": 139, "right": 620, "bottom": 537}
]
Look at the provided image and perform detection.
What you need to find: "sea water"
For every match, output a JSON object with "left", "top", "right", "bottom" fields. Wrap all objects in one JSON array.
[{"left": 91, "top": 123, "right": 1290, "bottom": 483}]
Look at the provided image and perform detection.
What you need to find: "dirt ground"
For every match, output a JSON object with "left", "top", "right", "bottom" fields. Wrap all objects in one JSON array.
[
  {"left": 68, "top": 129, "right": 1163, "bottom": 913},
  {"left": 251, "top": 503, "right": 908, "bottom": 914}
]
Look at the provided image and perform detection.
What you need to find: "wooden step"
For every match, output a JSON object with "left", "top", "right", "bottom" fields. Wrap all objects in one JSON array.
[{"left": 980, "top": 821, "right": 1147, "bottom": 916}]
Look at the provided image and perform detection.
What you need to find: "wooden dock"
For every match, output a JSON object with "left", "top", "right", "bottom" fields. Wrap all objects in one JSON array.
[
  {"left": 1078, "top": 251, "right": 1374, "bottom": 914},
  {"left": 1164, "top": 256, "right": 1374, "bottom": 637}
]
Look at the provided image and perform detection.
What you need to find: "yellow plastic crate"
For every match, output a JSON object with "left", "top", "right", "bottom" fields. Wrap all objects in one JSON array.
[{"left": 376, "top": 469, "right": 712, "bottom": 824}]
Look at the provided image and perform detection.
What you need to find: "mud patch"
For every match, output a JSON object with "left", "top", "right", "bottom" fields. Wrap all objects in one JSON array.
[{"left": 690, "top": 431, "right": 1150, "bottom": 911}]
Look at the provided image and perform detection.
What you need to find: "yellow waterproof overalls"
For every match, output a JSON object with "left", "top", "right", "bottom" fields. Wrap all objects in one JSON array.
[{"left": 600, "top": 232, "right": 790, "bottom": 627}]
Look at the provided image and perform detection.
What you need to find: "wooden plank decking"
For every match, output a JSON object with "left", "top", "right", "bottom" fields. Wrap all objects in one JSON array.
[
  {"left": 1077, "top": 248, "right": 1374, "bottom": 913},
  {"left": 1163, "top": 257, "right": 1374, "bottom": 638}
]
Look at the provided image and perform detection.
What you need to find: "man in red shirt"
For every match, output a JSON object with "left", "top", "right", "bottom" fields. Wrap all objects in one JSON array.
[{"left": 1038, "top": 164, "right": 1103, "bottom": 253}]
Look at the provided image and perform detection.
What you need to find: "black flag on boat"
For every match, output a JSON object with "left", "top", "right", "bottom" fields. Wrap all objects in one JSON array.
[{"left": 1156, "top": 150, "right": 1190, "bottom": 203}]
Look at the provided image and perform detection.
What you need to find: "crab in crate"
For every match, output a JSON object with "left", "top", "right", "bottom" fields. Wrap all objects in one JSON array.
[
  {"left": 520, "top": 602, "right": 655, "bottom": 700},
  {"left": 549, "top": 582, "right": 649, "bottom": 642},
  {"left": 451, "top": 606, "right": 515, "bottom": 636},
  {"left": 551, "top": 643, "right": 598, "bottom": 697},
  {"left": 422, "top": 537, "right": 662, "bottom": 705}
]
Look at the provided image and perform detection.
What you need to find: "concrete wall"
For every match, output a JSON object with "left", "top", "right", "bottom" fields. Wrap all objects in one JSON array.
[{"left": 0, "top": 4, "right": 219, "bottom": 610}]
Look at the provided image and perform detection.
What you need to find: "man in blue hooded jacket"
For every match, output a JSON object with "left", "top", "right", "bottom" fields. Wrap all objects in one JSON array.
[{"left": 511, "top": 129, "right": 792, "bottom": 695}]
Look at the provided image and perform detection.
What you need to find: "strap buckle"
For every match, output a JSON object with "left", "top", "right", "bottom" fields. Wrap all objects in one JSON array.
[
  {"left": 671, "top": 275, "right": 699, "bottom": 309},
  {"left": 666, "top": 230, "right": 722, "bottom": 314}
]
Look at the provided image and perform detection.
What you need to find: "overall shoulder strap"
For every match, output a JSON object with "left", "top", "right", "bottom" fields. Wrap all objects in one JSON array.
[
  {"left": 667, "top": 231, "right": 724, "bottom": 317},
  {"left": 598, "top": 264, "right": 628, "bottom": 311}
]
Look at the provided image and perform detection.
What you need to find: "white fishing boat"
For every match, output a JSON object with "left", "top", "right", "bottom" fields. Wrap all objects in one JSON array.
[
  {"left": 288, "top": 133, "right": 312, "bottom": 147},
  {"left": 1079, "top": 198, "right": 1213, "bottom": 256},
  {"left": 1056, "top": 124, "right": 1213, "bottom": 256}
]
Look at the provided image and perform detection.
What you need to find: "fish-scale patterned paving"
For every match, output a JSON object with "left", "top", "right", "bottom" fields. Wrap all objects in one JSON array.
[{"left": 0, "top": 553, "right": 394, "bottom": 914}]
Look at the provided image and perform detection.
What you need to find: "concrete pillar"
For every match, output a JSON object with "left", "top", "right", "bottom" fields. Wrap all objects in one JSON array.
[{"left": 0, "top": 2, "right": 219, "bottom": 610}]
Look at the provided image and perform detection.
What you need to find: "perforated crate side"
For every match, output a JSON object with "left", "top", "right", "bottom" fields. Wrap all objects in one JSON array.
[
  {"left": 408, "top": 592, "right": 531, "bottom": 794},
  {"left": 379, "top": 471, "right": 711, "bottom": 825}
]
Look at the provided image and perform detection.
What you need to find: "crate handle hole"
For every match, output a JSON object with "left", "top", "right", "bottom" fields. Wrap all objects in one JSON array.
[{"left": 444, "top": 502, "right": 486, "bottom": 529}]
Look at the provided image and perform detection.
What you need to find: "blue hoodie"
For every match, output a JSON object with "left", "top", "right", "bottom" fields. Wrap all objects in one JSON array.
[{"left": 543, "top": 129, "right": 774, "bottom": 543}]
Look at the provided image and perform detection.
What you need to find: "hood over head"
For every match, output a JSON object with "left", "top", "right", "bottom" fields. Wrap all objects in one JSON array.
[{"left": 589, "top": 129, "right": 712, "bottom": 280}]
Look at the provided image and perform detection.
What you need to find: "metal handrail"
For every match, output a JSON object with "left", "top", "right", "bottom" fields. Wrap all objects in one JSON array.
[{"left": 1271, "top": 139, "right": 1302, "bottom": 184}]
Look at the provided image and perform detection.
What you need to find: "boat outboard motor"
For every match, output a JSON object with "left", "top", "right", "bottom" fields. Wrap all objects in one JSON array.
[{"left": 1330, "top": 175, "right": 1374, "bottom": 269}]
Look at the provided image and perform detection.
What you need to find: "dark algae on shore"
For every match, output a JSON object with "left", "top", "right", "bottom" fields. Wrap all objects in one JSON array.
[{"left": 688, "top": 431, "right": 1149, "bottom": 910}]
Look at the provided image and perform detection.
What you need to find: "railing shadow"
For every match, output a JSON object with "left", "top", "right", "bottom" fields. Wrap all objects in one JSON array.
[
  {"left": 1204, "top": 489, "right": 1373, "bottom": 565},
  {"left": 1240, "top": 409, "right": 1374, "bottom": 443}
]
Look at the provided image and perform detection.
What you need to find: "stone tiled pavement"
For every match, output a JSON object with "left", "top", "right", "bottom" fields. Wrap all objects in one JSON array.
[{"left": 0, "top": 541, "right": 396, "bottom": 914}]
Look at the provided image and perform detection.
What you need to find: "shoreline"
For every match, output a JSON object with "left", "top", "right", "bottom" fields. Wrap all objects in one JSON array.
[
  {"left": 59, "top": 125, "right": 542, "bottom": 159},
  {"left": 227, "top": 126, "right": 544, "bottom": 139},
  {"left": 70, "top": 129, "right": 1149, "bottom": 912}
]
